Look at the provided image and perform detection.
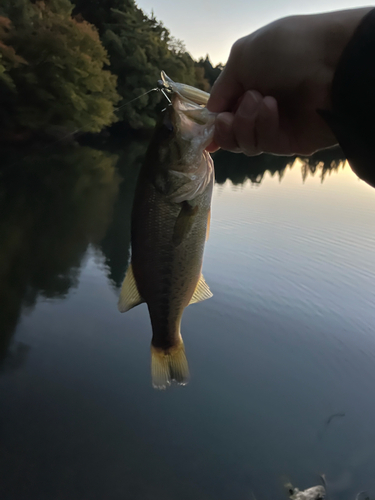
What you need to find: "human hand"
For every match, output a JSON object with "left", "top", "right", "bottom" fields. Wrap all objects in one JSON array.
[{"left": 207, "top": 8, "right": 372, "bottom": 156}]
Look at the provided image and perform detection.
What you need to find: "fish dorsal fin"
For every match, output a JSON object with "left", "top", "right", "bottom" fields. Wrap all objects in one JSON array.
[
  {"left": 189, "top": 274, "right": 213, "bottom": 304},
  {"left": 118, "top": 263, "right": 144, "bottom": 312}
]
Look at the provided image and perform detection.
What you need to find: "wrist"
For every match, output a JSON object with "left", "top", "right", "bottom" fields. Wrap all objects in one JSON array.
[{"left": 321, "top": 8, "right": 374, "bottom": 94}]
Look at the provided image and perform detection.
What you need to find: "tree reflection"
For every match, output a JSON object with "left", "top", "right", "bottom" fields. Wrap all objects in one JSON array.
[
  {"left": 0, "top": 146, "right": 120, "bottom": 369},
  {"left": 299, "top": 147, "right": 346, "bottom": 183},
  {"left": 98, "top": 142, "right": 347, "bottom": 291},
  {"left": 98, "top": 139, "right": 147, "bottom": 288},
  {"left": 213, "top": 146, "right": 346, "bottom": 185},
  {"left": 0, "top": 139, "right": 348, "bottom": 371}
]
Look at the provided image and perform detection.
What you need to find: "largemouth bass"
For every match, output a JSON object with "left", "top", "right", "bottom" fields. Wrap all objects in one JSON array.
[{"left": 118, "top": 74, "right": 216, "bottom": 389}]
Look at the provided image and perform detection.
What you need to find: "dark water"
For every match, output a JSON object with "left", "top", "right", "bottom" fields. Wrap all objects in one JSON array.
[{"left": 1, "top": 142, "right": 375, "bottom": 500}]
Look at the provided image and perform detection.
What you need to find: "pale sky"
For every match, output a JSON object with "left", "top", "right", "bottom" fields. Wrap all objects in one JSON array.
[{"left": 136, "top": 0, "right": 370, "bottom": 65}]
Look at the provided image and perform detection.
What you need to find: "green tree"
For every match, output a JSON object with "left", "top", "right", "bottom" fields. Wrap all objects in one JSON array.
[
  {"left": 74, "top": 0, "right": 197, "bottom": 129},
  {"left": 194, "top": 65, "right": 210, "bottom": 92},
  {"left": 196, "top": 56, "right": 223, "bottom": 88},
  {"left": 0, "top": 0, "right": 120, "bottom": 135},
  {"left": 0, "top": 16, "right": 26, "bottom": 91}
]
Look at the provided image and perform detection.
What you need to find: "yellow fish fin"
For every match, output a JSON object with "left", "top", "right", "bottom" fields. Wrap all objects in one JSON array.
[
  {"left": 118, "top": 263, "right": 144, "bottom": 313},
  {"left": 206, "top": 208, "right": 211, "bottom": 241},
  {"left": 172, "top": 201, "right": 198, "bottom": 246},
  {"left": 189, "top": 274, "right": 213, "bottom": 304},
  {"left": 151, "top": 343, "right": 189, "bottom": 389}
]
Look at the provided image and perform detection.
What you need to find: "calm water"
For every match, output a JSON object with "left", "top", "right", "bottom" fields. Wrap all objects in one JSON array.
[{"left": 1, "top": 143, "right": 375, "bottom": 500}]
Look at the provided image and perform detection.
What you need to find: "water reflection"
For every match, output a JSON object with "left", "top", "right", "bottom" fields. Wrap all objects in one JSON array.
[
  {"left": 0, "top": 146, "right": 120, "bottom": 368},
  {"left": 0, "top": 140, "right": 374, "bottom": 499},
  {"left": 0, "top": 341, "right": 30, "bottom": 374},
  {"left": 0, "top": 141, "right": 352, "bottom": 370},
  {"left": 214, "top": 146, "right": 346, "bottom": 185},
  {"left": 98, "top": 139, "right": 145, "bottom": 288}
]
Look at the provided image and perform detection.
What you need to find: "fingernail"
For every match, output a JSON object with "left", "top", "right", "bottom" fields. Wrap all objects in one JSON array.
[
  {"left": 249, "top": 90, "right": 262, "bottom": 103},
  {"left": 262, "top": 95, "right": 276, "bottom": 114},
  {"left": 244, "top": 91, "right": 262, "bottom": 115}
]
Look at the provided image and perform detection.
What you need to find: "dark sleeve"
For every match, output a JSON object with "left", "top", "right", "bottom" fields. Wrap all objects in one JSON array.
[{"left": 319, "top": 8, "right": 375, "bottom": 188}]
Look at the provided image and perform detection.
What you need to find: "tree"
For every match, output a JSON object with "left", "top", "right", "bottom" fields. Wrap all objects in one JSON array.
[
  {"left": 194, "top": 65, "right": 210, "bottom": 92},
  {"left": 0, "top": 16, "right": 26, "bottom": 91},
  {"left": 0, "top": 16, "right": 27, "bottom": 130},
  {"left": 196, "top": 56, "right": 223, "bottom": 88},
  {"left": 73, "top": 0, "right": 197, "bottom": 129},
  {"left": 0, "top": 0, "right": 120, "bottom": 135}
]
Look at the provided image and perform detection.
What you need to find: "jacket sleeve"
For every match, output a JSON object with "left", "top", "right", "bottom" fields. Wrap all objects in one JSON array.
[{"left": 319, "top": 8, "right": 375, "bottom": 188}]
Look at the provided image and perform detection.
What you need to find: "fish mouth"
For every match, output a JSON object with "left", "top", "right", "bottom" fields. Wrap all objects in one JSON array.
[
  {"left": 159, "top": 71, "right": 216, "bottom": 143},
  {"left": 160, "top": 71, "right": 210, "bottom": 106},
  {"left": 171, "top": 94, "right": 216, "bottom": 149}
]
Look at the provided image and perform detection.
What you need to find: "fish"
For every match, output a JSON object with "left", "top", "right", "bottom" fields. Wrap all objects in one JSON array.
[{"left": 118, "top": 73, "right": 216, "bottom": 389}]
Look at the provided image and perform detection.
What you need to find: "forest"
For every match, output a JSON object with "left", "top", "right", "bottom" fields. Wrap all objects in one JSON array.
[{"left": 0, "top": 0, "right": 222, "bottom": 140}]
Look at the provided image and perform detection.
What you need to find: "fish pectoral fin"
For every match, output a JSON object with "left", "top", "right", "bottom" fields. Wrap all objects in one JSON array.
[
  {"left": 189, "top": 274, "right": 213, "bottom": 304},
  {"left": 118, "top": 263, "right": 144, "bottom": 313},
  {"left": 168, "top": 152, "right": 213, "bottom": 203},
  {"left": 172, "top": 201, "right": 198, "bottom": 246}
]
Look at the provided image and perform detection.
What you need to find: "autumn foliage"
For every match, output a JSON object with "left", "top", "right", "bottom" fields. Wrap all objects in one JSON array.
[
  {"left": 0, "top": 0, "right": 222, "bottom": 136},
  {"left": 0, "top": 0, "right": 120, "bottom": 135}
]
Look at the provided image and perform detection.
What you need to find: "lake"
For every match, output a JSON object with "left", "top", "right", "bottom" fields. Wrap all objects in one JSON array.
[{"left": 1, "top": 142, "right": 375, "bottom": 500}]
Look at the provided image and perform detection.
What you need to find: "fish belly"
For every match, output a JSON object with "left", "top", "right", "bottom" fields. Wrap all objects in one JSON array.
[{"left": 131, "top": 180, "right": 211, "bottom": 348}]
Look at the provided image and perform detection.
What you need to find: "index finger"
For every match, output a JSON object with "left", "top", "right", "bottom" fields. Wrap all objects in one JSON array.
[
  {"left": 207, "top": 37, "right": 249, "bottom": 113},
  {"left": 207, "top": 66, "right": 244, "bottom": 113}
]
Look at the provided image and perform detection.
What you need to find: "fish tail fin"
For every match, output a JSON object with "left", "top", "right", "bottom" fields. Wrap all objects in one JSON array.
[{"left": 151, "top": 342, "right": 189, "bottom": 389}]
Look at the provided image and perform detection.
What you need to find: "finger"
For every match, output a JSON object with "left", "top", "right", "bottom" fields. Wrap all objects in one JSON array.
[
  {"left": 255, "top": 97, "right": 293, "bottom": 155},
  {"left": 205, "top": 140, "right": 220, "bottom": 153},
  {"left": 213, "top": 112, "right": 241, "bottom": 152},
  {"left": 255, "top": 96, "right": 286, "bottom": 154},
  {"left": 207, "top": 70, "right": 243, "bottom": 113},
  {"left": 255, "top": 97, "right": 278, "bottom": 152},
  {"left": 232, "top": 90, "right": 263, "bottom": 155},
  {"left": 207, "top": 39, "right": 246, "bottom": 113}
]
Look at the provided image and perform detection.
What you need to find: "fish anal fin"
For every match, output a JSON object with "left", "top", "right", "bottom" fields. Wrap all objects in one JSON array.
[
  {"left": 118, "top": 263, "right": 144, "bottom": 313},
  {"left": 151, "top": 343, "right": 189, "bottom": 389},
  {"left": 189, "top": 274, "right": 213, "bottom": 304},
  {"left": 172, "top": 201, "right": 198, "bottom": 246}
]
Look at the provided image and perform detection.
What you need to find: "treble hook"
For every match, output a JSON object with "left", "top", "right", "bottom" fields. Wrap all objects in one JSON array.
[
  {"left": 157, "top": 80, "right": 173, "bottom": 111},
  {"left": 160, "top": 88, "right": 172, "bottom": 105}
]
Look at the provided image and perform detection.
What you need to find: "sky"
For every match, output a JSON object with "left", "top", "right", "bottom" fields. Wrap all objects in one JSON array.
[{"left": 136, "top": 0, "right": 370, "bottom": 65}]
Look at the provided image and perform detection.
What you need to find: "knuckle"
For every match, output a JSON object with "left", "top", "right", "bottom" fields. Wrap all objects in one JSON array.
[
  {"left": 229, "top": 37, "right": 247, "bottom": 62},
  {"left": 235, "top": 93, "right": 262, "bottom": 121},
  {"left": 231, "top": 38, "right": 245, "bottom": 54}
]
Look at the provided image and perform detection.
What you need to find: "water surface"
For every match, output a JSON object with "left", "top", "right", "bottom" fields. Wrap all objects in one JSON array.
[{"left": 1, "top": 144, "right": 375, "bottom": 500}]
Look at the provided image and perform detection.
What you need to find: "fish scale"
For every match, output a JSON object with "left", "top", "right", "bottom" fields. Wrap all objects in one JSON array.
[{"left": 118, "top": 76, "right": 215, "bottom": 389}]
